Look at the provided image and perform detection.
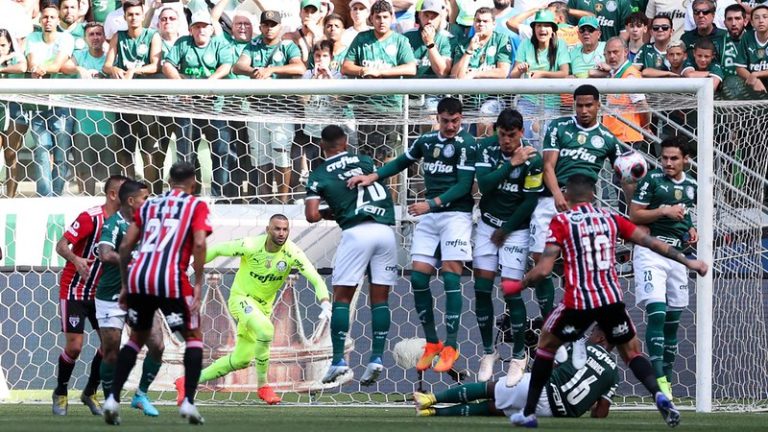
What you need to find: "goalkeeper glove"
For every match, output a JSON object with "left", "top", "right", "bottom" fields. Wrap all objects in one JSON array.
[{"left": 318, "top": 301, "right": 333, "bottom": 321}]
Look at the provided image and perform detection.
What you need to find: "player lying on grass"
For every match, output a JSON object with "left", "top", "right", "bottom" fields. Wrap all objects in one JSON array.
[
  {"left": 176, "top": 214, "right": 330, "bottom": 405},
  {"left": 413, "top": 327, "right": 617, "bottom": 419}
]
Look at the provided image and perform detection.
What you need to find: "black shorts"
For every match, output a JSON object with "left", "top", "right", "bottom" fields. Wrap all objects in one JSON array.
[
  {"left": 60, "top": 299, "right": 99, "bottom": 334},
  {"left": 125, "top": 294, "right": 199, "bottom": 333},
  {"left": 544, "top": 302, "right": 637, "bottom": 345}
]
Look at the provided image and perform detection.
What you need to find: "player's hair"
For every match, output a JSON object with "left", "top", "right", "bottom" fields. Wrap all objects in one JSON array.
[
  {"left": 84, "top": 21, "right": 104, "bottom": 31},
  {"left": 495, "top": 109, "right": 524, "bottom": 131},
  {"left": 104, "top": 174, "right": 130, "bottom": 194},
  {"left": 0, "top": 29, "right": 15, "bottom": 53},
  {"left": 752, "top": 4, "right": 768, "bottom": 14},
  {"left": 169, "top": 161, "right": 196, "bottom": 183},
  {"left": 475, "top": 6, "right": 493, "bottom": 17},
  {"left": 118, "top": 180, "right": 149, "bottom": 204},
  {"left": 694, "top": 38, "right": 716, "bottom": 53},
  {"left": 58, "top": 0, "right": 78, "bottom": 9},
  {"left": 313, "top": 39, "right": 334, "bottom": 55},
  {"left": 437, "top": 96, "right": 463, "bottom": 115},
  {"left": 660, "top": 136, "right": 691, "bottom": 157},
  {"left": 370, "top": 0, "right": 393, "bottom": 16},
  {"left": 574, "top": 84, "right": 600, "bottom": 100},
  {"left": 605, "top": 36, "right": 627, "bottom": 51},
  {"left": 159, "top": 6, "right": 180, "bottom": 18},
  {"left": 565, "top": 173, "right": 596, "bottom": 202},
  {"left": 324, "top": 13, "right": 345, "bottom": 26},
  {"left": 548, "top": 1, "right": 569, "bottom": 21},
  {"left": 531, "top": 20, "right": 559, "bottom": 72},
  {"left": 320, "top": 124, "right": 347, "bottom": 148},
  {"left": 724, "top": 3, "right": 746, "bottom": 17},
  {"left": 651, "top": 14, "right": 673, "bottom": 27},
  {"left": 269, "top": 213, "right": 289, "bottom": 223},
  {"left": 40, "top": 1, "right": 58, "bottom": 13},
  {"left": 625, "top": 12, "right": 648, "bottom": 27},
  {"left": 123, "top": 0, "right": 144, "bottom": 11},
  {"left": 692, "top": 0, "right": 715, "bottom": 11}
]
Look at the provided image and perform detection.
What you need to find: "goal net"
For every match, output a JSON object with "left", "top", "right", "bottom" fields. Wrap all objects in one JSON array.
[{"left": 0, "top": 79, "right": 765, "bottom": 412}]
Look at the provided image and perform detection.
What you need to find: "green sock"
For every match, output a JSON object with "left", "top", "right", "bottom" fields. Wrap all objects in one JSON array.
[
  {"left": 443, "top": 271, "right": 462, "bottom": 348},
  {"left": 254, "top": 339, "right": 270, "bottom": 386},
  {"left": 645, "top": 302, "right": 667, "bottom": 378},
  {"left": 411, "top": 271, "right": 438, "bottom": 343},
  {"left": 331, "top": 301, "right": 350, "bottom": 363},
  {"left": 534, "top": 276, "right": 554, "bottom": 317},
  {"left": 138, "top": 356, "right": 162, "bottom": 394},
  {"left": 100, "top": 361, "right": 115, "bottom": 399},
  {"left": 663, "top": 308, "right": 683, "bottom": 380},
  {"left": 435, "top": 402, "right": 492, "bottom": 416},
  {"left": 505, "top": 292, "right": 527, "bottom": 359},
  {"left": 435, "top": 382, "right": 490, "bottom": 403},
  {"left": 473, "top": 277, "right": 495, "bottom": 354},
  {"left": 370, "top": 302, "right": 390, "bottom": 362}
]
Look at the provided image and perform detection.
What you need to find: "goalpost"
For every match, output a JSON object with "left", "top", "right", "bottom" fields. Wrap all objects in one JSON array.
[{"left": 1, "top": 78, "right": 764, "bottom": 413}]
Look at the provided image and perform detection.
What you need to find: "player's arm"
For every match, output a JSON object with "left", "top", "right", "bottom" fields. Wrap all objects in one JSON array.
[
  {"left": 233, "top": 51, "right": 255, "bottom": 77},
  {"left": 542, "top": 150, "right": 565, "bottom": 209},
  {"left": 204, "top": 239, "right": 250, "bottom": 263},
  {"left": 103, "top": 35, "right": 125, "bottom": 78},
  {"left": 190, "top": 229, "right": 208, "bottom": 313},
  {"left": 264, "top": 56, "right": 307, "bottom": 78},
  {"left": 591, "top": 398, "right": 612, "bottom": 418},
  {"left": 56, "top": 213, "right": 95, "bottom": 279},
  {"left": 118, "top": 222, "right": 141, "bottom": 289},
  {"left": 623, "top": 217, "right": 708, "bottom": 275},
  {"left": 295, "top": 251, "right": 330, "bottom": 303},
  {"left": 348, "top": 153, "right": 415, "bottom": 188},
  {"left": 134, "top": 32, "right": 161, "bottom": 76},
  {"left": 476, "top": 146, "right": 538, "bottom": 193},
  {"left": 519, "top": 243, "right": 560, "bottom": 288}
]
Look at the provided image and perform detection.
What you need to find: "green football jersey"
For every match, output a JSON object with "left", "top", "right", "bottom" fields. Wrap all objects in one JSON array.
[
  {"left": 114, "top": 28, "right": 157, "bottom": 71},
  {"left": 404, "top": 130, "right": 477, "bottom": 213},
  {"left": 404, "top": 29, "right": 452, "bottom": 78},
  {"left": 306, "top": 152, "right": 396, "bottom": 230},
  {"left": 546, "top": 344, "right": 619, "bottom": 417},
  {"left": 632, "top": 168, "right": 696, "bottom": 249},
  {"left": 241, "top": 36, "right": 302, "bottom": 78},
  {"left": 633, "top": 43, "right": 668, "bottom": 70},
  {"left": 568, "top": 0, "right": 631, "bottom": 40},
  {"left": 307, "top": 48, "right": 349, "bottom": 74},
  {"left": 570, "top": 42, "right": 606, "bottom": 78},
  {"left": 96, "top": 212, "right": 129, "bottom": 301},
  {"left": 733, "top": 31, "right": 768, "bottom": 85},
  {"left": 90, "top": 0, "right": 121, "bottom": 23},
  {"left": 164, "top": 35, "right": 234, "bottom": 78},
  {"left": 681, "top": 59, "right": 724, "bottom": 80},
  {"left": 543, "top": 116, "right": 622, "bottom": 191},
  {"left": 681, "top": 28, "right": 728, "bottom": 61},
  {"left": 453, "top": 31, "right": 512, "bottom": 73},
  {"left": 721, "top": 35, "right": 742, "bottom": 77},
  {"left": 476, "top": 136, "right": 544, "bottom": 228}
]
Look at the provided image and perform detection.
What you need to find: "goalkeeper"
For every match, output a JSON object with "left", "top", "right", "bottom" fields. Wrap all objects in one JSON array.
[{"left": 175, "top": 214, "right": 330, "bottom": 405}]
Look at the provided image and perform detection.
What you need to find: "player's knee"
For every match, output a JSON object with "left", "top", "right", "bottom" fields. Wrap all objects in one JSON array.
[
  {"left": 230, "top": 352, "right": 253, "bottom": 370},
  {"left": 64, "top": 346, "right": 82, "bottom": 360},
  {"left": 147, "top": 340, "right": 165, "bottom": 360},
  {"left": 255, "top": 324, "right": 274, "bottom": 342}
]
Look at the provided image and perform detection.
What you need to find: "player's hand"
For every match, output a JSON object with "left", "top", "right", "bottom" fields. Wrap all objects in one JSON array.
[
  {"left": 421, "top": 24, "right": 436, "bottom": 45},
  {"left": 73, "top": 256, "right": 93, "bottom": 279},
  {"left": 663, "top": 204, "right": 685, "bottom": 221},
  {"left": 347, "top": 174, "right": 375, "bottom": 189},
  {"left": 318, "top": 300, "right": 332, "bottom": 321},
  {"left": 687, "top": 259, "right": 708, "bottom": 276},
  {"left": 407, "top": 201, "right": 431, "bottom": 216},
  {"left": 253, "top": 67, "right": 273, "bottom": 80},
  {"left": 111, "top": 68, "right": 126, "bottom": 79},
  {"left": 687, "top": 227, "right": 698, "bottom": 245},
  {"left": 124, "top": 68, "right": 136, "bottom": 80},
  {"left": 510, "top": 145, "right": 536, "bottom": 166},
  {"left": 468, "top": 34, "right": 481, "bottom": 52},
  {"left": 554, "top": 193, "right": 569, "bottom": 212},
  {"left": 491, "top": 228, "right": 509, "bottom": 247},
  {"left": 362, "top": 67, "right": 382, "bottom": 78},
  {"left": 753, "top": 78, "right": 767, "bottom": 93},
  {"left": 515, "top": 62, "right": 528, "bottom": 74}
]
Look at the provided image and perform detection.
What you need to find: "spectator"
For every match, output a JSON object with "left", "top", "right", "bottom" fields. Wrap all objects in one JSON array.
[
  {"left": 103, "top": 0, "right": 163, "bottom": 184},
  {"left": 316, "top": 13, "right": 349, "bottom": 72},
  {"left": 624, "top": 12, "right": 648, "bottom": 61},
  {"left": 734, "top": 4, "right": 768, "bottom": 94},
  {"left": 58, "top": 0, "right": 86, "bottom": 51},
  {"left": 684, "top": 0, "right": 739, "bottom": 32},
  {"left": 406, "top": 0, "right": 452, "bottom": 78},
  {"left": 634, "top": 14, "right": 676, "bottom": 77},
  {"left": 664, "top": 38, "right": 687, "bottom": 75},
  {"left": 342, "top": 0, "right": 371, "bottom": 47},
  {"left": 681, "top": 38, "right": 723, "bottom": 90},
  {"left": 645, "top": 0, "right": 685, "bottom": 40},
  {"left": 719, "top": 3, "right": 747, "bottom": 96},
  {"left": 681, "top": 0, "right": 727, "bottom": 60},
  {"left": 342, "top": 0, "right": 416, "bottom": 168},
  {"left": 234, "top": 10, "right": 306, "bottom": 203},
  {"left": 0, "top": 27, "right": 27, "bottom": 198},
  {"left": 288, "top": 0, "right": 326, "bottom": 65},
  {"left": 569, "top": 16, "right": 605, "bottom": 78},
  {"left": 568, "top": 0, "right": 631, "bottom": 41},
  {"left": 509, "top": 10, "right": 568, "bottom": 145},
  {"left": 25, "top": 2, "right": 75, "bottom": 196},
  {"left": 506, "top": 2, "right": 581, "bottom": 47},
  {"left": 164, "top": 11, "right": 234, "bottom": 198}
]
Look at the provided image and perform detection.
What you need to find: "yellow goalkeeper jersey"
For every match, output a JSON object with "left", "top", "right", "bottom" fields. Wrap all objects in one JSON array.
[{"left": 205, "top": 234, "right": 328, "bottom": 313}]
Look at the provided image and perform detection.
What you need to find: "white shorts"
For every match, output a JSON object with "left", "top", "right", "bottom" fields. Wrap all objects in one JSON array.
[
  {"left": 495, "top": 374, "right": 553, "bottom": 417},
  {"left": 333, "top": 222, "right": 398, "bottom": 287},
  {"left": 247, "top": 121, "right": 294, "bottom": 168},
  {"left": 473, "top": 220, "right": 528, "bottom": 280},
  {"left": 411, "top": 212, "right": 473, "bottom": 266},
  {"left": 529, "top": 196, "right": 557, "bottom": 254},
  {"left": 633, "top": 245, "right": 690, "bottom": 308},
  {"left": 95, "top": 298, "right": 127, "bottom": 329}
]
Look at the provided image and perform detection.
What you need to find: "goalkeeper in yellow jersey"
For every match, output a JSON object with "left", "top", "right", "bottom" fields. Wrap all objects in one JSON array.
[{"left": 175, "top": 214, "right": 330, "bottom": 405}]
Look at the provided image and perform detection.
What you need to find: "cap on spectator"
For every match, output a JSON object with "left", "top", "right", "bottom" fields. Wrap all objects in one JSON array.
[
  {"left": 350, "top": 0, "right": 369, "bottom": 9},
  {"left": 531, "top": 10, "right": 558, "bottom": 31},
  {"left": 321, "top": 0, "right": 335, "bottom": 14},
  {"left": 301, "top": 0, "right": 322, "bottom": 10},
  {"left": 260, "top": 10, "right": 282, "bottom": 24},
  {"left": 420, "top": 0, "right": 445, "bottom": 14},
  {"left": 578, "top": 16, "right": 599, "bottom": 29},
  {"left": 667, "top": 39, "right": 685, "bottom": 49},
  {"left": 190, "top": 11, "right": 212, "bottom": 26}
]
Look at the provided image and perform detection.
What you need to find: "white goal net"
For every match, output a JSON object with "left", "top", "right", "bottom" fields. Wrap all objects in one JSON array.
[{"left": 0, "top": 79, "right": 765, "bottom": 412}]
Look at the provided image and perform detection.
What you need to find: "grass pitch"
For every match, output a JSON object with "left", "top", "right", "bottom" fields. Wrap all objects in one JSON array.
[{"left": 0, "top": 404, "right": 764, "bottom": 432}]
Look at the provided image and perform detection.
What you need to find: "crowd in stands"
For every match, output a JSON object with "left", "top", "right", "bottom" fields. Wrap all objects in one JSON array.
[{"left": 0, "top": 0, "right": 765, "bottom": 200}]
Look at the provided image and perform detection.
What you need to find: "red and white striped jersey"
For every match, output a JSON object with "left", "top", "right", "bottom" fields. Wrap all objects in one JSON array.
[
  {"left": 547, "top": 203, "right": 637, "bottom": 310},
  {"left": 128, "top": 189, "right": 212, "bottom": 298},
  {"left": 60, "top": 206, "right": 106, "bottom": 301}
]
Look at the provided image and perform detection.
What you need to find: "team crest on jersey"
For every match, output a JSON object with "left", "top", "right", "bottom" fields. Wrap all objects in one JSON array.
[
  {"left": 204, "top": 51, "right": 216, "bottom": 64},
  {"left": 655, "top": 56, "right": 663, "bottom": 67},
  {"left": 758, "top": 49, "right": 765, "bottom": 59},
  {"left": 276, "top": 261, "right": 287, "bottom": 272},
  {"left": 137, "top": 43, "right": 148, "bottom": 56},
  {"left": 674, "top": 189, "right": 683, "bottom": 200},
  {"left": 595, "top": 2, "right": 604, "bottom": 12},
  {"left": 686, "top": 186, "right": 695, "bottom": 200},
  {"left": 510, "top": 167, "right": 522, "bottom": 179},
  {"left": 386, "top": 44, "right": 397, "bottom": 56},
  {"left": 487, "top": 45, "right": 497, "bottom": 57},
  {"left": 644, "top": 283, "right": 654, "bottom": 293},
  {"left": 443, "top": 143, "right": 455, "bottom": 158},
  {"left": 577, "top": 133, "right": 587, "bottom": 145},
  {"left": 69, "top": 316, "right": 80, "bottom": 328},
  {"left": 606, "top": 0, "right": 617, "bottom": 11},
  {"left": 591, "top": 135, "right": 605, "bottom": 148}
]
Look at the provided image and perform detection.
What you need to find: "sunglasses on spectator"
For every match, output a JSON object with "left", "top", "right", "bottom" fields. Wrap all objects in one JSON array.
[
  {"left": 579, "top": 27, "right": 597, "bottom": 33},
  {"left": 652, "top": 25, "right": 670, "bottom": 31},
  {"left": 159, "top": 16, "right": 178, "bottom": 21},
  {"left": 693, "top": 8, "right": 714, "bottom": 15}
]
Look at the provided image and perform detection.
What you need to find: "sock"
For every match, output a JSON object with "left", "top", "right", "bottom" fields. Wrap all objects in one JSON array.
[
  {"left": 100, "top": 361, "right": 115, "bottom": 399},
  {"left": 534, "top": 276, "right": 554, "bottom": 318},
  {"left": 370, "top": 302, "right": 390, "bottom": 362},
  {"left": 435, "top": 402, "right": 492, "bottom": 416},
  {"left": 628, "top": 355, "right": 662, "bottom": 396},
  {"left": 411, "top": 271, "right": 438, "bottom": 343},
  {"left": 663, "top": 308, "right": 683, "bottom": 380},
  {"left": 473, "top": 277, "right": 495, "bottom": 354},
  {"left": 505, "top": 292, "right": 527, "bottom": 359},
  {"left": 434, "top": 382, "right": 489, "bottom": 403},
  {"left": 55, "top": 351, "right": 77, "bottom": 395},
  {"left": 83, "top": 350, "right": 102, "bottom": 396},
  {"left": 523, "top": 348, "right": 555, "bottom": 416},
  {"left": 138, "top": 356, "right": 162, "bottom": 394},
  {"left": 254, "top": 339, "right": 270, "bottom": 387},
  {"left": 645, "top": 302, "right": 667, "bottom": 378},
  {"left": 442, "top": 271, "right": 462, "bottom": 348},
  {"left": 183, "top": 340, "right": 204, "bottom": 404},
  {"left": 111, "top": 341, "right": 141, "bottom": 403},
  {"left": 330, "top": 301, "right": 350, "bottom": 363}
]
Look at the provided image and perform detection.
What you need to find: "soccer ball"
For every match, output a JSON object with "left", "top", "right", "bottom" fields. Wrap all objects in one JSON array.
[{"left": 613, "top": 151, "right": 648, "bottom": 183}]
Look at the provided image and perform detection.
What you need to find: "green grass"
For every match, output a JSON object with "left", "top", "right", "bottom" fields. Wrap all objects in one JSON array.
[{"left": 0, "top": 404, "right": 764, "bottom": 432}]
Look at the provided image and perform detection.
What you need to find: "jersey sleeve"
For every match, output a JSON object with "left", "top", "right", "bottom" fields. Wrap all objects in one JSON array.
[
  {"left": 205, "top": 237, "right": 252, "bottom": 263},
  {"left": 99, "top": 217, "right": 119, "bottom": 249},
  {"left": 191, "top": 201, "right": 213, "bottom": 234},
  {"left": 397, "top": 35, "right": 416, "bottom": 64},
  {"left": 290, "top": 243, "right": 329, "bottom": 301},
  {"left": 613, "top": 213, "right": 638, "bottom": 240},
  {"left": 305, "top": 171, "right": 323, "bottom": 200},
  {"left": 64, "top": 211, "right": 95, "bottom": 244},
  {"left": 607, "top": 135, "right": 622, "bottom": 164},
  {"left": 542, "top": 120, "right": 561, "bottom": 152},
  {"left": 283, "top": 40, "right": 302, "bottom": 62},
  {"left": 405, "top": 136, "right": 424, "bottom": 160},
  {"left": 457, "top": 136, "right": 476, "bottom": 171},
  {"left": 217, "top": 38, "right": 235, "bottom": 65},
  {"left": 546, "top": 215, "right": 567, "bottom": 247},
  {"left": 164, "top": 37, "right": 184, "bottom": 68},
  {"left": 523, "top": 154, "right": 545, "bottom": 193},
  {"left": 632, "top": 175, "right": 653, "bottom": 205},
  {"left": 345, "top": 35, "right": 361, "bottom": 65}
]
